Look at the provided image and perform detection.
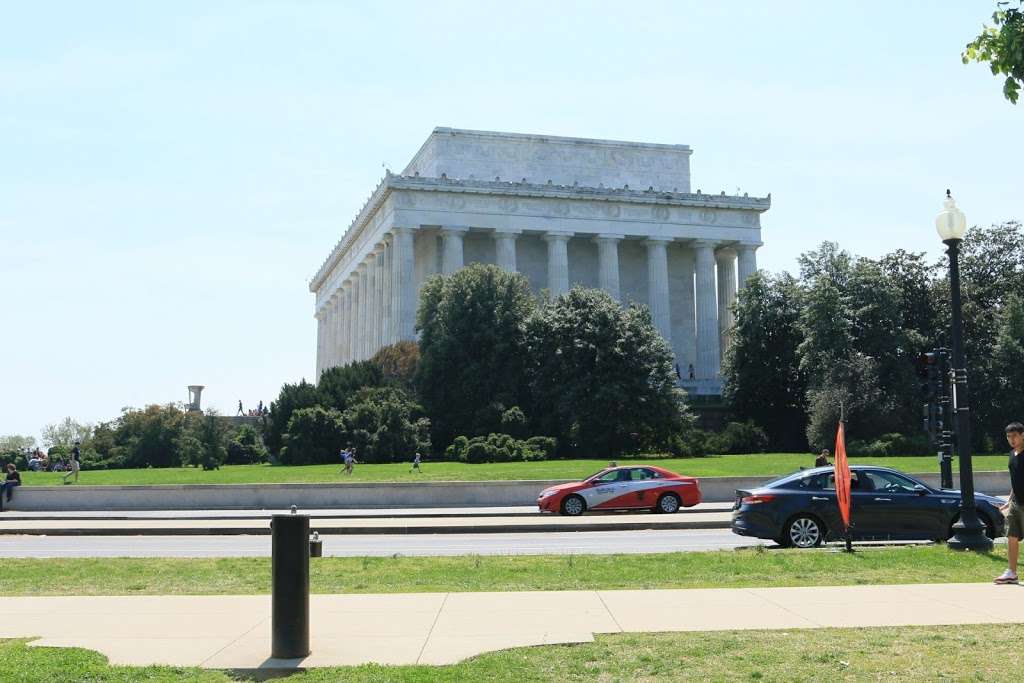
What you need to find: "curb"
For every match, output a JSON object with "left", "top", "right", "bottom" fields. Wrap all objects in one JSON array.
[{"left": 0, "top": 518, "right": 733, "bottom": 537}]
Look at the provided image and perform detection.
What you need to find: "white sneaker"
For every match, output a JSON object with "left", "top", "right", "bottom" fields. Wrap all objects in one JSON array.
[{"left": 994, "top": 569, "right": 1019, "bottom": 584}]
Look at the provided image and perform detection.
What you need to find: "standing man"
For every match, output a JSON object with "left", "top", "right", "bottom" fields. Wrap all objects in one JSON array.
[
  {"left": 237, "top": 400, "right": 244, "bottom": 416},
  {"left": 410, "top": 452, "right": 422, "bottom": 474},
  {"left": 62, "top": 441, "right": 81, "bottom": 485},
  {"left": 996, "top": 422, "right": 1024, "bottom": 584}
]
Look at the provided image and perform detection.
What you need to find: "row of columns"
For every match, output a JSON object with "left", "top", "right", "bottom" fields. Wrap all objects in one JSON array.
[{"left": 317, "top": 227, "right": 759, "bottom": 379}]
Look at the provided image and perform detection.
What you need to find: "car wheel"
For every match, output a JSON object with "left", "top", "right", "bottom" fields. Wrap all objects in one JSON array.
[
  {"left": 948, "top": 511, "right": 995, "bottom": 540},
  {"left": 785, "top": 514, "right": 824, "bottom": 548},
  {"left": 560, "top": 494, "right": 586, "bottom": 516},
  {"left": 656, "top": 493, "right": 681, "bottom": 514}
]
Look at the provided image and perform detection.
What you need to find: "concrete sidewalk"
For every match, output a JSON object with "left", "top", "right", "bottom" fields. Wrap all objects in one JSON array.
[{"left": 5, "top": 583, "right": 1022, "bottom": 669}]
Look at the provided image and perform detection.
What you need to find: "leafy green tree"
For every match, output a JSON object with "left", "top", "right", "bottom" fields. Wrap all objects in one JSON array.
[
  {"left": 992, "top": 295, "right": 1024, "bottom": 426},
  {"left": 111, "top": 404, "right": 187, "bottom": 468},
  {"left": 0, "top": 435, "right": 36, "bottom": 453},
  {"left": 963, "top": 1, "right": 1024, "bottom": 103},
  {"left": 340, "top": 386, "right": 431, "bottom": 463},
  {"left": 41, "top": 417, "right": 92, "bottom": 449},
  {"left": 317, "top": 361, "right": 385, "bottom": 412},
  {"left": 226, "top": 424, "right": 270, "bottom": 465},
  {"left": 415, "top": 264, "right": 537, "bottom": 448},
  {"left": 722, "top": 272, "right": 808, "bottom": 451},
  {"left": 280, "top": 406, "right": 346, "bottom": 465},
  {"left": 371, "top": 341, "right": 420, "bottom": 391},
  {"left": 267, "top": 380, "right": 320, "bottom": 456},
  {"left": 525, "top": 287, "right": 689, "bottom": 457}
]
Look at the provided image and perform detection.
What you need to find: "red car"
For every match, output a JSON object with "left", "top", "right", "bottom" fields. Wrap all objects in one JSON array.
[{"left": 537, "top": 465, "right": 702, "bottom": 516}]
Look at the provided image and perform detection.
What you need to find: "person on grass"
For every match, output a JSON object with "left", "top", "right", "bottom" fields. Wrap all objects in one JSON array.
[
  {"left": 814, "top": 449, "right": 831, "bottom": 468},
  {"left": 62, "top": 442, "right": 81, "bottom": 484},
  {"left": 995, "top": 422, "right": 1024, "bottom": 585},
  {"left": 410, "top": 452, "right": 422, "bottom": 474}
]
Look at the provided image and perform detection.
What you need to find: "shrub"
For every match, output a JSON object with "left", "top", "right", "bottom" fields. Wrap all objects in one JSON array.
[
  {"left": 706, "top": 421, "right": 770, "bottom": 454},
  {"left": 280, "top": 406, "right": 346, "bottom": 465},
  {"left": 500, "top": 407, "right": 528, "bottom": 439},
  {"left": 226, "top": 424, "right": 270, "bottom": 465},
  {"left": 340, "top": 386, "right": 431, "bottom": 463},
  {"left": 847, "top": 432, "right": 930, "bottom": 457},
  {"left": 669, "top": 429, "right": 710, "bottom": 457},
  {"left": 448, "top": 433, "right": 556, "bottom": 463}
]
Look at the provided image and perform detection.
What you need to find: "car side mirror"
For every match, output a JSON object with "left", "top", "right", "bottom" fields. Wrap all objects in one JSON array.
[{"left": 914, "top": 485, "right": 928, "bottom": 496}]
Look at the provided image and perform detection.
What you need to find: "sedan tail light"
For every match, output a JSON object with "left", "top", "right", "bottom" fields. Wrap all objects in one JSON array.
[{"left": 741, "top": 494, "right": 777, "bottom": 505}]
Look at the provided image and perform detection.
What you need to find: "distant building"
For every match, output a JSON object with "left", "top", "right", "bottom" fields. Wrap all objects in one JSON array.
[{"left": 309, "top": 128, "right": 769, "bottom": 394}]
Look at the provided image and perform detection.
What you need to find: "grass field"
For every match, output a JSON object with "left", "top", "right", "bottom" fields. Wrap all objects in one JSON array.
[
  {"left": 3, "top": 625, "right": 1020, "bottom": 681},
  {"left": 0, "top": 545, "right": 1009, "bottom": 596},
  {"left": 18, "top": 453, "right": 1009, "bottom": 487}
]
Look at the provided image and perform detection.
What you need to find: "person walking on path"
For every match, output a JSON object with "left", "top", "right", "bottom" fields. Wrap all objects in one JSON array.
[
  {"left": 62, "top": 442, "right": 81, "bottom": 485},
  {"left": 0, "top": 463, "right": 21, "bottom": 511},
  {"left": 410, "top": 452, "right": 422, "bottom": 474},
  {"left": 337, "top": 447, "right": 350, "bottom": 474},
  {"left": 996, "top": 422, "right": 1024, "bottom": 584},
  {"left": 236, "top": 400, "right": 244, "bottom": 416},
  {"left": 815, "top": 449, "right": 831, "bottom": 468}
]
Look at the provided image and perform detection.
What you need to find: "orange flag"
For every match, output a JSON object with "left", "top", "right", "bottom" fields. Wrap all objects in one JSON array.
[{"left": 834, "top": 421, "right": 851, "bottom": 532}]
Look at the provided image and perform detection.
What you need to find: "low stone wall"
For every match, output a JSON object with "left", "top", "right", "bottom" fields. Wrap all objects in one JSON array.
[{"left": 5, "top": 471, "right": 1011, "bottom": 511}]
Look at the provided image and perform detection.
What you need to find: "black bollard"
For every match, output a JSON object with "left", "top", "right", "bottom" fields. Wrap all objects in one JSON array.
[{"left": 271, "top": 510, "right": 310, "bottom": 658}]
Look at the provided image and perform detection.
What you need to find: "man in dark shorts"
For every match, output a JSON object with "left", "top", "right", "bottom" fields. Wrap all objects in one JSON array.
[{"left": 995, "top": 422, "right": 1024, "bottom": 584}]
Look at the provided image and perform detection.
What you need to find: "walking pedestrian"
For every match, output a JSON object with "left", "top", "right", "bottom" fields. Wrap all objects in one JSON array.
[
  {"left": 410, "top": 452, "right": 422, "bottom": 473},
  {"left": 236, "top": 400, "right": 244, "bottom": 416},
  {"left": 996, "top": 422, "right": 1024, "bottom": 585},
  {"left": 62, "top": 441, "right": 81, "bottom": 485},
  {"left": 344, "top": 448, "right": 358, "bottom": 475},
  {"left": 338, "top": 447, "right": 349, "bottom": 474},
  {"left": 0, "top": 463, "right": 21, "bottom": 511}
]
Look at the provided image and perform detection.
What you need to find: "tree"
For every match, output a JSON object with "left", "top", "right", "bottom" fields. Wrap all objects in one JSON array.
[
  {"left": 722, "top": 272, "right": 808, "bottom": 451},
  {"left": 371, "top": 341, "right": 420, "bottom": 391},
  {"left": 963, "top": 1, "right": 1024, "bottom": 103},
  {"left": 110, "top": 404, "right": 186, "bottom": 468},
  {"left": 0, "top": 435, "right": 36, "bottom": 453},
  {"left": 525, "top": 287, "right": 689, "bottom": 457},
  {"left": 266, "top": 380, "right": 320, "bottom": 456},
  {"left": 415, "top": 264, "right": 537, "bottom": 449},
  {"left": 41, "top": 417, "right": 92, "bottom": 449},
  {"left": 991, "top": 295, "right": 1024, "bottom": 426},
  {"left": 317, "top": 361, "right": 385, "bottom": 413},
  {"left": 280, "top": 406, "right": 346, "bottom": 465},
  {"left": 226, "top": 424, "right": 270, "bottom": 465},
  {"left": 340, "top": 386, "right": 431, "bottom": 463}
]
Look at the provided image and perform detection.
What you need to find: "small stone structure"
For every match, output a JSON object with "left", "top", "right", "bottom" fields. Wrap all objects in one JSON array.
[{"left": 187, "top": 385, "right": 205, "bottom": 413}]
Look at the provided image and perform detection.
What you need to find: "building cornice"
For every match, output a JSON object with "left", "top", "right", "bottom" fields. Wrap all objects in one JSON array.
[{"left": 309, "top": 172, "right": 770, "bottom": 292}]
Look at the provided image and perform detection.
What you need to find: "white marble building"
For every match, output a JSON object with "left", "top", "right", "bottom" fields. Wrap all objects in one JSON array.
[{"left": 309, "top": 128, "right": 769, "bottom": 395}]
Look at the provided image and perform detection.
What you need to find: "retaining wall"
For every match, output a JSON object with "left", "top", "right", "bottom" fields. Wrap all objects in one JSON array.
[{"left": 5, "top": 471, "right": 1011, "bottom": 511}]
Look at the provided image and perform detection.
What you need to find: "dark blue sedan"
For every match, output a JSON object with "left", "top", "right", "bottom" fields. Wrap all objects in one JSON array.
[{"left": 731, "top": 466, "right": 1006, "bottom": 548}]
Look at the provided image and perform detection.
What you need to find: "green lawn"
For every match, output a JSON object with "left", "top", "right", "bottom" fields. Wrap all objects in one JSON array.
[
  {"left": 0, "top": 545, "right": 1009, "bottom": 596},
  {"left": 3, "top": 625, "right": 1020, "bottom": 681},
  {"left": 19, "top": 453, "right": 1009, "bottom": 487}
]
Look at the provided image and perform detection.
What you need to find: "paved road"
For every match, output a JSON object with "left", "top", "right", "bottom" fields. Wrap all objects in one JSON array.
[{"left": 0, "top": 529, "right": 763, "bottom": 558}]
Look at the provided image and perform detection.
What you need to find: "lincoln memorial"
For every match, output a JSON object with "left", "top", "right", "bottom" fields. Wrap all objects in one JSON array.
[{"left": 309, "top": 128, "right": 769, "bottom": 395}]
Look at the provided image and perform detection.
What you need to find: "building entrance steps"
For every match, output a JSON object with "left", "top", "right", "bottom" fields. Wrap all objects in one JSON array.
[{"left": 6, "top": 583, "right": 1023, "bottom": 669}]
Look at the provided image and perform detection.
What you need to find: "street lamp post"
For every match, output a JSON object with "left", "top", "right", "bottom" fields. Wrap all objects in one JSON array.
[{"left": 936, "top": 190, "right": 993, "bottom": 552}]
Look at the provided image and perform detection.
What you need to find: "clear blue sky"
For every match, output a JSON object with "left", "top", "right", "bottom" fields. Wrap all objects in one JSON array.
[{"left": 2, "top": 1, "right": 1020, "bottom": 441}]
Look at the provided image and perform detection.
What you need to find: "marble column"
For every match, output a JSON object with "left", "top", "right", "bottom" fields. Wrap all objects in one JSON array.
[
  {"left": 595, "top": 234, "right": 623, "bottom": 300},
  {"left": 373, "top": 245, "right": 386, "bottom": 357},
  {"left": 543, "top": 231, "right": 572, "bottom": 296},
  {"left": 347, "top": 276, "right": 358, "bottom": 364},
  {"left": 315, "top": 308, "right": 326, "bottom": 378},
  {"left": 338, "top": 285, "right": 349, "bottom": 365},
  {"left": 737, "top": 243, "right": 760, "bottom": 289},
  {"left": 333, "top": 285, "right": 345, "bottom": 367},
  {"left": 494, "top": 229, "right": 520, "bottom": 272},
  {"left": 382, "top": 236, "right": 392, "bottom": 347},
  {"left": 646, "top": 238, "right": 672, "bottom": 343},
  {"left": 716, "top": 248, "right": 737, "bottom": 354},
  {"left": 694, "top": 240, "right": 720, "bottom": 379},
  {"left": 357, "top": 262, "right": 369, "bottom": 361},
  {"left": 325, "top": 292, "right": 338, "bottom": 370},
  {"left": 441, "top": 226, "right": 468, "bottom": 275},
  {"left": 392, "top": 227, "right": 416, "bottom": 341}
]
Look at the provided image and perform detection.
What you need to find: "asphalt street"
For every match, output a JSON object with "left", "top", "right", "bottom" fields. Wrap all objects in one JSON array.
[{"left": 0, "top": 528, "right": 762, "bottom": 558}]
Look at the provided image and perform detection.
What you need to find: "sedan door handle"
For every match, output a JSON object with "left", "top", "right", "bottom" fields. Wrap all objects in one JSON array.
[
  {"left": 811, "top": 496, "right": 829, "bottom": 501},
  {"left": 873, "top": 497, "right": 892, "bottom": 502}
]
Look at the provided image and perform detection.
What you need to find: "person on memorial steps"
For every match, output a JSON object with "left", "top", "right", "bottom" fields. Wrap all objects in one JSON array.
[{"left": 995, "top": 422, "right": 1024, "bottom": 585}]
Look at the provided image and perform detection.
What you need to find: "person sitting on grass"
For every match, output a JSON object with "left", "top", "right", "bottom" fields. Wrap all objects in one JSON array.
[{"left": 0, "top": 463, "right": 21, "bottom": 511}]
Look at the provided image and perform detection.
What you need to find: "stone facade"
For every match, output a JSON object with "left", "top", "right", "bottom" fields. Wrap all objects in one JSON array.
[{"left": 310, "top": 128, "right": 769, "bottom": 395}]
